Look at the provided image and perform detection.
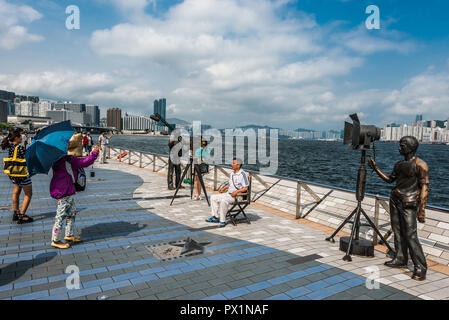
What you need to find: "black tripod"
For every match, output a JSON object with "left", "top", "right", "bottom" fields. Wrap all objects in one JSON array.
[
  {"left": 325, "top": 150, "right": 395, "bottom": 261},
  {"left": 170, "top": 157, "right": 210, "bottom": 206}
]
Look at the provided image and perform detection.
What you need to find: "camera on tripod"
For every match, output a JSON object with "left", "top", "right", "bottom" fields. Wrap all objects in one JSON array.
[{"left": 344, "top": 113, "right": 381, "bottom": 150}]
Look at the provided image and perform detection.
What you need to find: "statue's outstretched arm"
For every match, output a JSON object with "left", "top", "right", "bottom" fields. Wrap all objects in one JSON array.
[{"left": 368, "top": 156, "right": 396, "bottom": 184}]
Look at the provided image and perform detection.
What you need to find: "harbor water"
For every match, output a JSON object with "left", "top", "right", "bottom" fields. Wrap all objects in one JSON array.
[{"left": 105, "top": 135, "right": 449, "bottom": 209}]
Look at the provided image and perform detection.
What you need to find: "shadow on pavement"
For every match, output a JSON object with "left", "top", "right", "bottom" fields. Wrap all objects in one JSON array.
[
  {"left": 0, "top": 252, "right": 57, "bottom": 287},
  {"left": 80, "top": 221, "right": 147, "bottom": 243}
]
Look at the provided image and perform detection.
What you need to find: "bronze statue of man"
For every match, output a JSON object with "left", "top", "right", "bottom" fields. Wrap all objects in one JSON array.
[{"left": 368, "top": 136, "right": 429, "bottom": 281}]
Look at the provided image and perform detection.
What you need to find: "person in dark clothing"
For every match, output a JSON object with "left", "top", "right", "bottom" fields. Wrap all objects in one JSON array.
[
  {"left": 369, "top": 136, "right": 429, "bottom": 281},
  {"left": 168, "top": 136, "right": 183, "bottom": 190}
]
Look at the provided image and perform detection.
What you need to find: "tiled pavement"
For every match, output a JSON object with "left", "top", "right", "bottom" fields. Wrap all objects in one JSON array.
[{"left": 1, "top": 155, "right": 449, "bottom": 300}]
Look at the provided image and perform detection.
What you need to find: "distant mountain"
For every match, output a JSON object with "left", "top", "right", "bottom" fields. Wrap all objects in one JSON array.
[
  {"left": 166, "top": 118, "right": 189, "bottom": 125},
  {"left": 239, "top": 124, "right": 279, "bottom": 130},
  {"left": 295, "top": 128, "right": 316, "bottom": 132}
]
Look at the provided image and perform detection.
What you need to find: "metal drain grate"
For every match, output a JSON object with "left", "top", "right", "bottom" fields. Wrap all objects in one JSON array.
[{"left": 146, "top": 238, "right": 209, "bottom": 262}]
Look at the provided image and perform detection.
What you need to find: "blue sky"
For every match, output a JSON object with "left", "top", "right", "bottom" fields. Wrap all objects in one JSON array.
[{"left": 0, "top": 0, "right": 448, "bottom": 130}]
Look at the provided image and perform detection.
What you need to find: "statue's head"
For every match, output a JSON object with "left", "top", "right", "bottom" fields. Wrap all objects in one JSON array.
[{"left": 399, "top": 136, "right": 419, "bottom": 156}]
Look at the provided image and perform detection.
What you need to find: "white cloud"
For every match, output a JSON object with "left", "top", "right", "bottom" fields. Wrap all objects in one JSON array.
[
  {"left": 333, "top": 25, "right": 415, "bottom": 55},
  {"left": 382, "top": 70, "right": 449, "bottom": 120},
  {"left": 0, "top": 70, "right": 159, "bottom": 114},
  {"left": 1, "top": 0, "right": 431, "bottom": 129},
  {"left": 0, "top": 0, "right": 44, "bottom": 50}
]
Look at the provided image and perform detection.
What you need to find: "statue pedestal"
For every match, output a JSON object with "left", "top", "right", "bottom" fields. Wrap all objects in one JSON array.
[{"left": 340, "top": 237, "right": 374, "bottom": 257}]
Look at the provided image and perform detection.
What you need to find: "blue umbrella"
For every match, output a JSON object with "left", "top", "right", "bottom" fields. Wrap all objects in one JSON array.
[{"left": 25, "top": 121, "right": 75, "bottom": 177}]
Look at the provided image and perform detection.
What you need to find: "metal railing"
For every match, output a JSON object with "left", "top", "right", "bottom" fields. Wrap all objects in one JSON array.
[{"left": 107, "top": 147, "right": 449, "bottom": 245}]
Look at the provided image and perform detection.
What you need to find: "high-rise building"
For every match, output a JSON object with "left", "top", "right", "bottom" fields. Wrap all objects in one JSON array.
[
  {"left": 0, "top": 100, "right": 8, "bottom": 123},
  {"left": 123, "top": 115, "right": 155, "bottom": 132},
  {"left": 107, "top": 108, "right": 122, "bottom": 130},
  {"left": 38, "top": 101, "right": 52, "bottom": 117},
  {"left": 415, "top": 114, "right": 423, "bottom": 123},
  {"left": 54, "top": 103, "right": 86, "bottom": 113},
  {"left": 86, "top": 105, "right": 100, "bottom": 126},
  {"left": 46, "top": 110, "right": 90, "bottom": 125},
  {"left": 0, "top": 90, "right": 15, "bottom": 102},
  {"left": 153, "top": 98, "right": 166, "bottom": 119},
  {"left": 158, "top": 98, "right": 166, "bottom": 120},
  {"left": 17, "top": 101, "right": 38, "bottom": 116},
  {"left": 15, "top": 95, "right": 39, "bottom": 103}
]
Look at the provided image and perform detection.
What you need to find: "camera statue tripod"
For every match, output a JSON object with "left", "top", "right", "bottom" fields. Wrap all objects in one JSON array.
[
  {"left": 326, "top": 150, "right": 394, "bottom": 261},
  {"left": 326, "top": 113, "right": 395, "bottom": 261},
  {"left": 170, "top": 155, "right": 210, "bottom": 207}
]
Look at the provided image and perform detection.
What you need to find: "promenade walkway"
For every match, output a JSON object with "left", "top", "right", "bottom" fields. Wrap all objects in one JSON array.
[{"left": 1, "top": 156, "right": 448, "bottom": 300}]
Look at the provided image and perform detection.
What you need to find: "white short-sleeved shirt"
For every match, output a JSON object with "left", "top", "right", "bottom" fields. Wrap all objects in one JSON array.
[
  {"left": 99, "top": 135, "right": 107, "bottom": 146},
  {"left": 228, "top": 169, "right": 249, "bottom": 194}
]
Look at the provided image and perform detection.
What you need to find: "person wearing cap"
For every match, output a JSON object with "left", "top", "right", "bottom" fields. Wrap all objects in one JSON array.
[{"left": 206, "top": 158, "right": 249, "bottom": 228}]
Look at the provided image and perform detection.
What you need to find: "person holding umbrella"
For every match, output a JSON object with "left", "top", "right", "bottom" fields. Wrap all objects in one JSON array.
[
  {"left": 25, "top": 121, "right": 97, "bottom": 248},
  {"left": 49, "top": 133, "right": 98, "bottom": 249},
  {"left": 1, "top": 129, "right": 34, "bottom": 224}
]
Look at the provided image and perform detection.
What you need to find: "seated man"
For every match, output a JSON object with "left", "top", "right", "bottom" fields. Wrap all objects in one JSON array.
[{"left": 206, "top": 158, "right": 249, "bottom": 228}]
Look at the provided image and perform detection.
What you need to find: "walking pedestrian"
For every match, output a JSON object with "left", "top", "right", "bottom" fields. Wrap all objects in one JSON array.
[
  {"left": 1, "top": 129, "right": 34, "bottom": 224},
  {"left": 50, "top": 133, "right": 98, "bottom": 249}
]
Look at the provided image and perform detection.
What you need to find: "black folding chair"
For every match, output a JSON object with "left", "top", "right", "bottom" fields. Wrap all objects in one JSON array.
[{"left": 226, "top": 176, "right": 252, "bottom": 226}]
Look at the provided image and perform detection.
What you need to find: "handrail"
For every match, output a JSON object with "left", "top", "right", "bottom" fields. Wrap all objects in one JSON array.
[{"left": 107, "top": 146, "right": 449, "bottom": 213}]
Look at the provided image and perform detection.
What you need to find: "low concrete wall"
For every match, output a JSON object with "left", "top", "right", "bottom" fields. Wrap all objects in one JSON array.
[{"left": 112, "top": 148, "right": 449, "bottom": 267}]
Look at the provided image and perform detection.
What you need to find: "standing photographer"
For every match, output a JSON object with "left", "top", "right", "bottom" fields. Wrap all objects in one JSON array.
[{"left": 168, "top": 136, "right": 183, "bottom": 190}]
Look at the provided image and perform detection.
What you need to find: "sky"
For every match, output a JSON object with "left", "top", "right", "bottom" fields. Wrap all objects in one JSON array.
[{"left": 0, "top": 0, "right": 448, "bottom": 130}]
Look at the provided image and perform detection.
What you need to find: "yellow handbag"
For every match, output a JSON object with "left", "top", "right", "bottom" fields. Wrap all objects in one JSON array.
[{"left": 3, "top": 145, "right": 28, "bottom": 177}]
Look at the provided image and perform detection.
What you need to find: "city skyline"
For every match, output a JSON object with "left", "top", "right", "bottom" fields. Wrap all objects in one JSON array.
[{"left": 0, "top": 0, "right": 448, "bottom": 130}]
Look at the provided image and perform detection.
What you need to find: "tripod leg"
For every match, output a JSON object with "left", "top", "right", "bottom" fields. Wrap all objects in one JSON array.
[
  {"left": 170, "top": 163, "right": 191, "bottom": 206},
  {"left": 343, "top": 206, "right": 361, "bottom": 262},
  {"left": 360, "top": 208, "right": 395, "bottom": 255},
  {"left": 191, "top": 164, "right": 195, "bottom": 199},
  {"left": 326, "top": 207, "right": 358, "bottom": 243},
  {"left": 195, "top": 166, "right": 210, "bottom": 206}
]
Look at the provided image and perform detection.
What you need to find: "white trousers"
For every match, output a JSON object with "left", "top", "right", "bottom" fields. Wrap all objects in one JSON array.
[
  {"left": 99, "top": 145, "right": 107, "bottom": 163},
  {"left": 211, "top": 193, "right": 235, "bottom": 223}
]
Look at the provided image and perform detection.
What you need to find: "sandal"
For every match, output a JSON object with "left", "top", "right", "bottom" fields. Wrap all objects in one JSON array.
[
  {"left": 64, "top": 236, "right": 83, "bottom": 243},
  {"left": 51, "top": 241, "right": 71, "bottom": 249},
  {"left": 17, "top": 213, "right": 34, "bottom": 224},
  {"left": 205, "top": 216, "right": 219, "bottom": 223},
  {"left": 12, "top": 211, "right": 19, "bottom": 222}
]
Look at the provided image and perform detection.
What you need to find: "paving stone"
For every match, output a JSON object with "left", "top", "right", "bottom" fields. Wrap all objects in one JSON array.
[{"left": 1, "top": 158, "right": 448, "bottom": 301}]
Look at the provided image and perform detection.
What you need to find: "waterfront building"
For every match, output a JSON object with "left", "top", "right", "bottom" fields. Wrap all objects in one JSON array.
[
  {"left": 14, "top": 95, "right": 39, "bottom": 103},
  {"left": 153, "top": 100, "right": 160, "bottom": 116},
  {"left": 86, "top": 105, "right": 100, "bottom": 126},
  {"left": 46, "top": 109, "right": 90, "bottom": 125},
  {"left": 383, "top": 123, "right": 449, "bottom": 143},
  {"left": 107, "top": 108, "right": 122, "bottom": 130},
  {"left": 38, "top": 100, "right": 52, "bottom": 117},
  {"left": 54, "top": 102, "right": 86, "bottom": 113},
  {"left": 153, "top": 98, "right": 167, "bottom": 132},
  {"left": 415, "top": 114, "right": 423, "bottom": 123},
  {"left": 123, "top": 114, "right": 155, "bottom": 132},
  {"left": 0, "top": 100, "right": 7, "bottom": 123},
  {"left": 0, "top": 90, "right": 15, "bottom": 102},
  {"left": 7, "top": 115, "right": 51, "bottom": 128}
]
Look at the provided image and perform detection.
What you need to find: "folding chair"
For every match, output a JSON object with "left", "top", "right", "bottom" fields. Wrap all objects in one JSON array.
[{"left": 226, "top": 176, "right": 252, "bottom": 226}]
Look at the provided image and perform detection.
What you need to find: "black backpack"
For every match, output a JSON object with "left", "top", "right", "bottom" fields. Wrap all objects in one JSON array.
[{"left": 65, "top": 157, "right": 86, "bottom": 192}]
